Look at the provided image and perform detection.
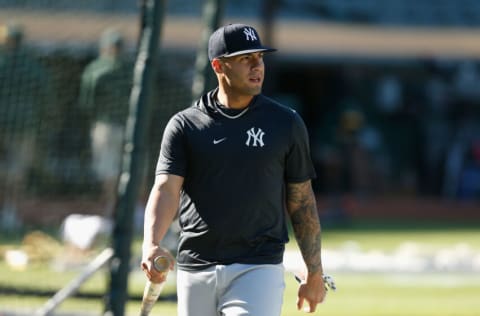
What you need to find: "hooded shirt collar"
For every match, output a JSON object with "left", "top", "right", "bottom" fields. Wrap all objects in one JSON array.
[{"left": 195, "top": 87, "right": 260, "bottom": 118}]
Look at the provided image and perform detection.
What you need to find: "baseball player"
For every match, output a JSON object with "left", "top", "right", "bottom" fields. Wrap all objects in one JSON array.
[
  {"left": 141, "top": 23, "right": 326, "bottom": 315},
  {"left": 0, "top": 23, "right": 51, "bottom": 230},
  {"left": 78, "top": 28, "right": 132, "bottom": 216}
]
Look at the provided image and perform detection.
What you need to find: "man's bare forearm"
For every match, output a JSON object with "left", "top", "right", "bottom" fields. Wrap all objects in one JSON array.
[
  {"left": 286, "top": 180, "right": 323, "bottom": 275},
  {"left": 143, "top": 174, "right": 183, "bottom": 249}
]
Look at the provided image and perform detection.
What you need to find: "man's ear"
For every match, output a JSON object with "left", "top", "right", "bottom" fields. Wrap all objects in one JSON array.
[{"left": 211, "top": 59, "right": 223, "bottom": 74}]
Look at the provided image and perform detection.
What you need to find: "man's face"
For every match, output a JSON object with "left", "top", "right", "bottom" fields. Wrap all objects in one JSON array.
[{"left": 218, "top": 52, "right": 265, "bottom": 96}]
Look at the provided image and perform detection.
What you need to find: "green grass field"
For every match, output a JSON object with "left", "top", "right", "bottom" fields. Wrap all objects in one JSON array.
[
  {"left": 1, "top": 224, "right": 479, "bottom": 315},
  {"left": 1, "top": 271, "right": 479, "bottom": 316},
  {"left": 282, "top": 272, "right": 480, "bottom": 316}
]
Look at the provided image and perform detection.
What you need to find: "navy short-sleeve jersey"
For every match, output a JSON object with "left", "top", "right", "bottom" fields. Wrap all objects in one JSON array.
[{"left": 156, "top": 89, "right": 316, "bottom": 271}]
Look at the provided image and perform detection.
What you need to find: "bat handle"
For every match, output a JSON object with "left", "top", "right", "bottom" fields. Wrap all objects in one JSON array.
[{"left": 139, "top": 256, "right": 171, "bottom": 316}]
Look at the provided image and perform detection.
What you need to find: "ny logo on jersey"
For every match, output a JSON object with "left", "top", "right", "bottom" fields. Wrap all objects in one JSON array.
[
  {"left": 243, "top": 27, "right": 257, "bottom": 41},
  {"left": 245, "top": 127, "right": 265, "bottom": 147}
]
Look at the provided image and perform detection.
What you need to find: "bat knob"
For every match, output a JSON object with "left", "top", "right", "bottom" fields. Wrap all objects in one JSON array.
[{"left": 153, "top": 256, "right": 170, "bottom": 272}]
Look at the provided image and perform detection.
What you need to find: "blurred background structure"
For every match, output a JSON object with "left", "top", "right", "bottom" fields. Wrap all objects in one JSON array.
[{"left": 1, "top": 0, "right": 480, "bottom": 315}]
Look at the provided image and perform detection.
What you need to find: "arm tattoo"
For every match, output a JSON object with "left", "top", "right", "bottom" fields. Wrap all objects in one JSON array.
[{"left": 286, "top": 180, "right": 323, "bottom": 275}]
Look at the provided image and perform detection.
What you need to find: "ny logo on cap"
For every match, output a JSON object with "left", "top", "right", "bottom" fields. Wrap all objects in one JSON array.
[{"left": 243, "top": 27, "right": 257, "bottom": 41}]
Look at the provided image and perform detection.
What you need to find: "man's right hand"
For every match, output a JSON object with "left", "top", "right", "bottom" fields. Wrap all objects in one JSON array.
[{"left": 141, "top": 245, "right": 175, "bottom": 283}]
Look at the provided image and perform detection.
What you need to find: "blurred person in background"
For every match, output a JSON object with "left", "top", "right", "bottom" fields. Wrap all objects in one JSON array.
[
  {"left": 78, "top": 28, "right": 132, "bottom": 216},
  {"left": 419, "top": 60, "right": 452, "bottom": 195},
  {"left": 314, "top": 94, "right": 388, "bottom": 226},
  {"left": 443, "top": 60, "right": 480, "bottom": 200},
  {"left": 0, "top": 22, "right": 51, "bottom": 231},
  {"left": 374, "top": 73, "right": 421, "bottom": 195}
]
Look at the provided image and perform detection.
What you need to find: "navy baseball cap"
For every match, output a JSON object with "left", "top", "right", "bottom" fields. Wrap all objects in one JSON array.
[{"left": 208, "top": 24, "right": 276, "bottom": 60}]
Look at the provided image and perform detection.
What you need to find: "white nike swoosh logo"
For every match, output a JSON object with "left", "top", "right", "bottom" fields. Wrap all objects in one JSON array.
[{"left": 213, "top": 137, "right": 227, "bottom": 145}]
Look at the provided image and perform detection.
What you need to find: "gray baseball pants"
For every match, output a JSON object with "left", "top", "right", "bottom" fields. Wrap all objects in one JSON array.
[{"left": 177, "top": 263, "right": 285, "bottom": 316}]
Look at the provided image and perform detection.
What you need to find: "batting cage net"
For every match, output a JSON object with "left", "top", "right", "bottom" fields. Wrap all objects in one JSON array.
[{"left": 0, "top": 1, "right": 197, "bottom": 314}]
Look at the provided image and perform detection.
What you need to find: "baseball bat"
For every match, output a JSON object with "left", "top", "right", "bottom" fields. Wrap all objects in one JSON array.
[{"left": 139, "top": 256, "right": 171, "bottom": 316}]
